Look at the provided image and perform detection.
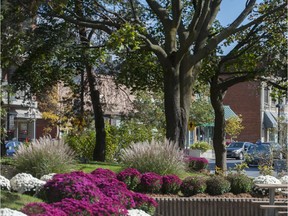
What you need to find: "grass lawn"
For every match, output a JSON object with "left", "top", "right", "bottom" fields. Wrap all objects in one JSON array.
[
  {"left": 0, "top": 191, "right": 43, "bottom": 210},
  {"left": 73, "top": 161, "right": 124, "bottom": 173}
]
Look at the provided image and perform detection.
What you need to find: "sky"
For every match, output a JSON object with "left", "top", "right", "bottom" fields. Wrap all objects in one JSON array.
[{"left": 216, "top": 0, "right": 262, "bottom": 54}]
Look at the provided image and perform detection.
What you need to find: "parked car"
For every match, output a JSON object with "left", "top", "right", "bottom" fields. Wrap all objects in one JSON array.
[
  {"left": 260, "top": 142, "right": 284, "bottom": 159},
  {"left": 5, "top": 140, "right": 22, "bottom": 156},
  {"left": 245, "top": 144, "right": 273, "bottom": 167},
  {"left": 226, "top": 142, "right": 253, "bottom": 160}
]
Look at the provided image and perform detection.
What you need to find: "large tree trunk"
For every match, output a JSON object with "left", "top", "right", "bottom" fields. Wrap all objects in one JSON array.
[
  {"left": 86, "top": 66, "right": 106, "bottom": 161},
  {"left": 210, "top": 78, "right": 227, "bottom": 173},
  {"left": 163, "top": 60, "right": 195, "bottom": 149}
]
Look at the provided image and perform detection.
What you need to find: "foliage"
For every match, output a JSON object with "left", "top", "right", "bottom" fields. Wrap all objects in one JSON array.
[
  {"left": 231, "top": 162, "right": 249, "bottom": 174},
  {"left": 227, "top": 173, "right": 252, "bottom": 194},
  {"left": 189, "top": 94, "right": 214, "bottom": 126},
  {"left": 117, "top": 168, "right": 142, "bottom": 191},
  {"left": 225, "top": 116, "right": 245, "bottom": 140},
  {"left": 180, "top": 176, "right": 207, "bottom": 197},
  {"left": 258, "top": 165, "right": 274, "bottom": 176},
  {"left": 105, "top": 123, "right": 120, "bottom": 162},
  {"left": 206, "top": 175, "right": 231, "bottom": 195},
  {"left": 161, "top": 174, "right": 182, "bottom": 195},
  {"left": 13, "top": 136, "right": 76, "bottom": 178},
  {"left": 190, "top": 142, "right": 211, "bottom": 153},
  {"left": 64, "top": 129, "right": 95, "bottom": 163},
  {"left": 185, "top": 156, "right": 209, "bottom": 172},
  {"left": 119, "top": 139, "right": 187, "bottom": 175},
  {"left": 137, "top": 172, "right": 163, "bottom": 194}
]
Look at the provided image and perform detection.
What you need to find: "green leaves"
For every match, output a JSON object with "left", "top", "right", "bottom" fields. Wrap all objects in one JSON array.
[{"left": 108, "top": 23, "right": 145, "bottom": 52}]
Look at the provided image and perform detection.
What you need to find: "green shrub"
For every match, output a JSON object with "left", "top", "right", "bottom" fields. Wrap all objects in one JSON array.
[
  {"left": 119, "top": 139, "right": 187, "bottom": 176},
  {"left": 190, "top": 141, "right": 211, "bottom": 153},
  {"left": 64, "top": 129, "right": 95, "bottom": 162},
  {"left": 180, "top": 176, "right": 207, "bottom": 197},
  {"left": 14, "top": 136, "right": 76, "bottom": 178},
  {"left": 206, "top": 175, "right": 231, "bottom": 195},
  {"left": 227, "top": 173, "right": 252, "bottom": 194}
]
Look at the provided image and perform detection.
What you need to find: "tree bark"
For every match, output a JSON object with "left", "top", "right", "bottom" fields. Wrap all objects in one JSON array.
[
  {"left": 210, "top": 77, "right": 227, "bottom": 173},
  {"left": 86, "top": 67, "right": 106, "bottom": 162}
]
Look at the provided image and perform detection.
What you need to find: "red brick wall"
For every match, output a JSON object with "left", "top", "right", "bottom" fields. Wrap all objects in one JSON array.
[
  {"left": 36, "top": 119, "right": 57, "bottom": 139},
  {"left": 223, "top": 81, "right": 261, "bottom": 143}
]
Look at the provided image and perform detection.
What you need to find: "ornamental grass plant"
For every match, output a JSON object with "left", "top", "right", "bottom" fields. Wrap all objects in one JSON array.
[
  {"left": 119, "top": 139, "right": 187, "bottom": 176},
  {"left": 13, "top": 136, "right": 76, "bottom": 178}
]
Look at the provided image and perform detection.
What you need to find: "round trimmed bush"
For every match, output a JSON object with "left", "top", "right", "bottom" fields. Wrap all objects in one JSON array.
[
  {"left": 206, "top": 175, "right": 231, "bottom": 195},
  {"left": 138, "top": 172, "right": 163, "bottom": 193},
  {"left": 185, "top": 156, "right": 209, "bottom": 172},
  {"left": 117, "top": 168, "right": 142, "bottom": 190},
  {"left": 162, "top": 174, "right": 182, "bottom": 194},
  {"left": 227, "top": 173, "right": 252, "bottom": 194},
  {"left": 180, "top": 176, "right": 207, "bottom": 196}
]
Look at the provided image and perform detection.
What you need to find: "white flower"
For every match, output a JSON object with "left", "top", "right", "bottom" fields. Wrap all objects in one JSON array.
[
  {"left": 279, "top": 175, "right": 288, "bottom": 184},
  {"left": 0, "top": 175, "right": 11, "bottom": 191},
  {"left": 128, "top": 209, "right": 151, "bottom": 216},
  {"left": 40, "top": 173, "right": 56, "bottom": 182},
  {"left": 10, "top": 173, "right": 45, "bottom": 194},
  {"left": 0, "top": 208, "right": 27, "bottom": 216},
  {"left": 253, "top": 175, "right": 281, "bottom": 185},
  {"left": 253, "top": 175, "right": 282, "bottom": 195}
]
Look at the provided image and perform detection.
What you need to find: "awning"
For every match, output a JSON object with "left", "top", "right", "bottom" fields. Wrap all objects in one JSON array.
[
  {"left": 224, "top": 105, "right": 237, "bottom": 120},
  {"left": 263, "top": 111, "right": 277, "bottom": 128},
  {"left": 9, "top": 108, "right": 42, "bottom": 119},
  {"left": 198, "top": 105, "right": 237, "bottom": 127}
]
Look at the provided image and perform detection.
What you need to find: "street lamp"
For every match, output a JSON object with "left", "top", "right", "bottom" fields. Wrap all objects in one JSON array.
[
  {"left": 27, "top": 107, "right": 37, "bottom": 141},
  {"left": 276, "top": 103, "right": 283, "bottom": 144}
]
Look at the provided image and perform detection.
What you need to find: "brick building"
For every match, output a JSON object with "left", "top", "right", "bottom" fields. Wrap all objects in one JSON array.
[{"left": 223, "top": 81, "right": 288, "bottom": 144}]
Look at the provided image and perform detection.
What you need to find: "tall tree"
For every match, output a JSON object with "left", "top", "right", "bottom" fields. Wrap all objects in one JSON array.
[
  {"left": 41, "top": 0, "right": 286, "bottom": 148},
  {"left": 199, "top": 1, "right": 287, "bottom": 171}
]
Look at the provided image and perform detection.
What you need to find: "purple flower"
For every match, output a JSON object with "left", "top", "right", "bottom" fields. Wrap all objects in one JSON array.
[
  {"left": 53, "top": 198, "right": 128, "bottom": 216},
  {"left": 139, "top": 172, "right": 163, "bottom": 193},
  {"left": 117, "top": 168, "right": 142, "bottom": 190},
  {"left": 91, "top": 168, "right": 117, "bottom": 179},
  {"left": 132, "top": 192, "right": 158, "bottom": 215},
  {"left": 21, "top": 202, "right": 66, "bottom": 216},
  {"left": 94, "top": 178, "right": 135, "bottom": 209},
  {"left": 184, "top": 156, "right": 209, "bottom": 171},
  {"left": 42, "top": 171, "right": 105, "bottom": 203},
  {"left": 162, "top": 174, "right": 182, "bottom": 194}
]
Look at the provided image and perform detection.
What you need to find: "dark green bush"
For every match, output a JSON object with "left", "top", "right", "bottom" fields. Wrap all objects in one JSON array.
[
  {"left": 180, "top": 176, "right": 207, "bottom": 197},
  {"left": 206, "top": 175, "right": 231, "bottom": 195},
  {"left": 227, "top": 173, "right": 252, "bottom": 194}
]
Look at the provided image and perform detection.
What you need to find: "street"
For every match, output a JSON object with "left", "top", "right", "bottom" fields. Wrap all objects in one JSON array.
[{"left": 208, "top": 158, "right": 277, "bottom": 178}]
